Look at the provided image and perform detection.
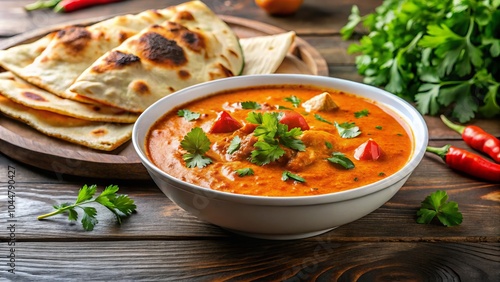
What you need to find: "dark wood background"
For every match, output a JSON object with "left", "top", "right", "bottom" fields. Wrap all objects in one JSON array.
[{"left": 0, "top": 0, "right": 499, "bottom": 280}]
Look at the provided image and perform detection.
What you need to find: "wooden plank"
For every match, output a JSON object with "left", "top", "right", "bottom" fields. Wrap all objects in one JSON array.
[
  {"left": 1, "top": 241, "right": 498, "bottom": 280},
  {"left": 1, "top": 140, "right": 498, "bottom": 241}
]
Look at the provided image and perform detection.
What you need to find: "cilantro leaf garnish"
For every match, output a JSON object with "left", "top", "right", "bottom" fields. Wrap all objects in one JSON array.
[
  {"left": 235, "top": 168, "right": 254, "bottom": 177},
  {"left": 180, "top": 127, "right": 212, "bottom": 168},
  {"left": 314, "top": 114, "right": 333, "bottom": 124},
  {"left": 282, "top": 171, "right": 305, "bottom": 183},
  {"left": 375, "top": 126, "right": 383, "bottom": 130},
  {"left": 354, "top": 109, "right": 369, "bottom": 118},
  {"left": 241, "top": 101, "right": 261, "bottom": 110},
  {"left": 38, "top": 184, "right": 136, "bottom": 231},
  {"left": 341, "top": 1, "right": 500, "bottom": 122},
  {"left": 325, "top": 141, "right": 333, "bottom": 149},
  {"left": 246, "top": 112, "right": 305, "bottom": 165},
  {"left": 284, "top": 95, "right": 301, "bottom": 108},
  {"left": 327, "top": 152, "right": 355, "bottom": 169},
  {"left": 227, "top": 136, "right": 241, "bottom": 154},
  {"left": 334, "top": 121, "right": 361, "bottom": 138},
  {"left": 177, "top": 109, "right": 201, "bottom": 121},
  {"left": 416, "top": 190, "right": 463, "bottom": 227}
]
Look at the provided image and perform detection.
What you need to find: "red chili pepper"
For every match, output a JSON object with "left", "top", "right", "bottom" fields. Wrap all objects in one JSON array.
[
  {"left": 354, "top": 139, "right": 381, "bottom": 161},
  {"left": 279, "top": 111, "right": 310, "bottom": 131},
  {"left": 426, "top": 145, "right": 500, "bottom": 182},
  {"left": 209, "top": 111, "right": 242, "bottom": 133},
  {"left": 54, "top": 0, "right": 123, "bottom": 13},
  {"left": 441, "top": 115, "right": 500, "bottom": 163}
]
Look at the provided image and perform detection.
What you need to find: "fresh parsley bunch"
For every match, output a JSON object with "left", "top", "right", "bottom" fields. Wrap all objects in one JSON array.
[{"left": 341, "top": 0, "right": 500, "bottom": 122}]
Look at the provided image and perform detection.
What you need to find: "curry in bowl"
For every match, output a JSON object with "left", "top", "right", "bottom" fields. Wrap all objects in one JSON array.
[{"left": 146, "top": 84, "right": 413, "bottom": 197}]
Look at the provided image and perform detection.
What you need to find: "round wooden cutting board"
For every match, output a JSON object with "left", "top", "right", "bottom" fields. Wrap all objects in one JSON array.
[{"left": 0, "top": 15, "right": 328, "bottom": 179}]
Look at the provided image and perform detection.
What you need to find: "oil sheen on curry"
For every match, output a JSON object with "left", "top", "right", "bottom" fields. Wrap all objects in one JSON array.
[{"left": 146, "top": 85, "right": 413, "bottom": 197}]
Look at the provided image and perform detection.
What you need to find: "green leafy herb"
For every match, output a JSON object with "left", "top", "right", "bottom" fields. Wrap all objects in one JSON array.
[
  {"left": 314, "top": 114, "right": 333, "bottom": 124},
  {"left": 177, "top": 109, "right": 201, "bottom": 121},
  {"left": 284, "top": 95, "right": 301, "bottom": 108},
  {"left": 37, "top": 184, "right": 136, "bottom": 231},
  {"left": 378, "top": 172, "right": 386, "bottom": 176},
  {"left": 235, "top": 168, "right": 254, "bottom": 177},
  {"left": 227, "top": 136, "right": 241, "bottom": 154},
  {"left": 334, "top": 121, "right": 361, "bottom": 138},
  {"left": 416, "top": 190, "right": 463, "bottom": 227},
  {"left": 282, "top": 171, "right": 305, "bottom": 183},
  {"left": 325, "top": 141, "right": 333, "bottom": 149},
  {"left": 327, "top": 152, "right": 355, "bottom": 169},
  {"left": 354, "top": 109, "right": 369, "bottom": 118},
  {"left": 375, "top": 126, "right": 383, "bottom": 130},
  {"left": 341, "top": 0, "right": 500, "bottom": 122},
  {"left": 241, "top": 101, "right": 261, "bottom": 110},
  {"left": 247, "top": 112, "right": 305, "bottom": 165},
  {"left": 180, "top": 127, "right": 212, "bottom": 168}
]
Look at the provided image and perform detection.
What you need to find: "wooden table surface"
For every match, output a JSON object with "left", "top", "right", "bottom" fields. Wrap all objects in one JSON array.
[{"left": 0, "top": 0, "right": 499, "bottom": 281}]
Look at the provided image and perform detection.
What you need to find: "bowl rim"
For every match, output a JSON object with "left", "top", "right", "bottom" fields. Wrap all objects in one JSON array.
[{"left": 132, "top": 74, "right": 428, "bottom": 206}]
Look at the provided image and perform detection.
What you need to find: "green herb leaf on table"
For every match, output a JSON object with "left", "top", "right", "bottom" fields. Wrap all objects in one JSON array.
[
  {"left": 327, "top": 152, "right": 355, "bottom": 169},
  {"left": 241, "top": 101, "right": 261, "bottom": 110},
  {"left": 177, "top": 109, "right": 201, "bottom": 121},
  {"left": 282, "top": 171, "right": 306, "bottom": 183},
  {"left": 235, "top": 168, "right": 254, "bottom": 177},
  {"left": 335, "top": 122, "right": 361, "bottom": 138},
  {"left": 284, "top": 95, "right": 301, "bottom": 108},
  {"left": 416, "top": 190, "right": 463, "bottom": 227},
  {"left": 227, "top": 136, "right": 241, "bottom": 154},
  {"left": 37, "top": 184, "right": 137, "bottom": 231},
  {"left": 180, "top": 127, "right": 213, "bottom": 168},
  {"left": 341, "top": 0, "right": 500, "bottom": 122}
]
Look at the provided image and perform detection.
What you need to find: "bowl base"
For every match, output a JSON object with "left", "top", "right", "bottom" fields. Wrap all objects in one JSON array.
[{"left": 223, "top": 226, "right": 339, "bottom": 240}]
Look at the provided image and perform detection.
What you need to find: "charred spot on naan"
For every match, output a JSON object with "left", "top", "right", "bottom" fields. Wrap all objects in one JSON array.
[
  {"left": 56, "top": 26, "right": 92, "bottom": 54},
  {"left": 22, "top": 91, "right": 48, "bottom": 102},
  {"left": 178, "top": 70, "right": 191, "bottom": 80},
  {"left": 137, "top": 30, "right": 187, "bottom": 66},
  {"left": 92, "top": 50, "right": 140, "bottom": 73},
  {"left": 131, "top": 80, "right": 151, "bottom": 95},
  {"left": 91, "top": 128, "right": 109, "bottom": 137},
  {"left": 175, "top": 11, "right": 195, "bottom": 21}
]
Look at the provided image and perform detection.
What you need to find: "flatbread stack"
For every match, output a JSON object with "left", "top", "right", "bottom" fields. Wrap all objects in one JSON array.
[{"left": 0, "top": 0, "right": 296, "bottom": 151}]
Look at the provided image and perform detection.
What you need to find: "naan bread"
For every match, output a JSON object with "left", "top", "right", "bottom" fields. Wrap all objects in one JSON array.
[
  {"left": 69, "top": 1, "right": 244, "bottom": 113},
  {"left": 0, "top": 1, "right": 205, "bottom": 102},
  {"left": 0, "top": 94, "right": 132, "bottom": 151},
  {"left": 0, "top": 72, "right": 138, "bottom": 123},
  {"left": 239, "top": 31, "right": 295, "bottom": 75}
]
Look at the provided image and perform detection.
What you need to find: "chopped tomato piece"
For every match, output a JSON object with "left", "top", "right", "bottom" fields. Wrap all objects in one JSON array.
[
  {"left": 354, "top": 139, "right": 381, "bottom": 161},
  {"left": 209, "top": 111, "right": 242, "bottom": 133},
  {"left": 279, "top": 111, "right": 310, "bottom": 131}
]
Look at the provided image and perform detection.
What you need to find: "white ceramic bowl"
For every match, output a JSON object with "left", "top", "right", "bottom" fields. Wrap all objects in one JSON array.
[{"left": 132, "top": 74, "right": 428, "bottom": 240}]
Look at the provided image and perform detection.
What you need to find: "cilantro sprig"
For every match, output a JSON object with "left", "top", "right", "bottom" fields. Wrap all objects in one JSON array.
[
  {"left": 37, "top": 184, "right": 136, "bottom": 231},
  {"left": 282, "top": 171, "right": 305, "bottom": 183},
  {"left": 334, "top": 121, "right": 361, "bottom": 138},
  {"left": 416, "top": 190, "right": 463, "bottom": 227},
  {"left": 180, "top": 127, "right": 212, "bottom": 168},
  {"left": 247, "top": 112, "right": 305, "bottom": 165},
  {"left": 341, "top": 0, "right": 500, "bottom": 122},
  {"left": 284, "top": 95, "right": 301, "bottom": 108},
  {"left": 177, "top": 109, "right": 201, "bottom": 121},
  {"left": 327, "top": 152, "right": 355, "bottom": 169}
]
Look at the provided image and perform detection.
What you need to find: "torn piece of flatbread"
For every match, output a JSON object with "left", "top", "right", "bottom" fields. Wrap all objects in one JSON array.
[
  {"left": 0, "top": 72, "right": 139, "bottom": 123},
  {"left": 0, "top": 72, "right": 138, "bottom": 123},
  {"left": 0, "top": 1, "right": 205, "bottom": 102},
  {"left": 239, "top": 31, "right": 296, "bottom": 75},
  {"left": 69, "top": 1, "right": 244, "bottom": 113},
  {"left": 0, "top": 94, "right": 132, "bottom": 151}
]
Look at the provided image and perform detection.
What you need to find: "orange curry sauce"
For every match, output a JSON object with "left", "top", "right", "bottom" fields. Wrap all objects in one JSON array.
[{"left": 146, "top": 85, "right": 413, "bottom": 197}]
